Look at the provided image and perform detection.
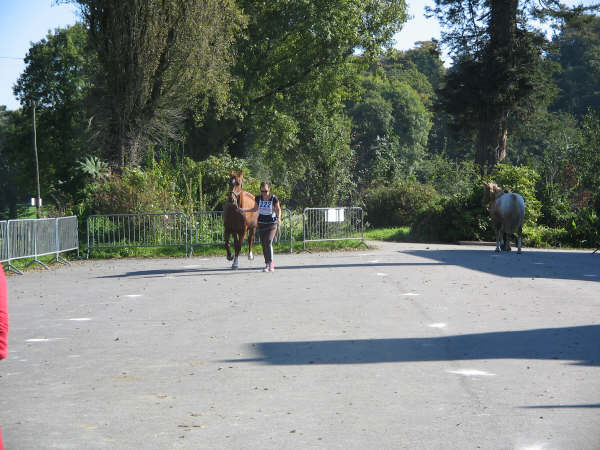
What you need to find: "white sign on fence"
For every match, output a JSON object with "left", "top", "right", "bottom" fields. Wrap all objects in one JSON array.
[{"left": 326, "top": 208, "right": 344, "bottom": 222}]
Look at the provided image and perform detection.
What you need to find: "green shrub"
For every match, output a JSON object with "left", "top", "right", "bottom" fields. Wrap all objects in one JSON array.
[
  {"left": 565, "top": 207, "right": 599, "bottom": 248},
  {"left": 523, "top": 225, "right": 569, "bottom": 248},
  {"left": 364, "top": 180, "right": 439, "bottom": 227},
  {"left": 411, "top": 182, "right": 489, "bottom": 242},
  {"left": 538, "top": 186, "right": 575, "bottom": 228}
]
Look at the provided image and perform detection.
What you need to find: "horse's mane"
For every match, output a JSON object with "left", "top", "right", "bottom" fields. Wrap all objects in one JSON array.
[{"left": 483, "top": 182, "right": 507, "bottom": 205}]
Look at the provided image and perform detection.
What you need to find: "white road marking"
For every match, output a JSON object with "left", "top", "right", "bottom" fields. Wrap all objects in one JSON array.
[
  {"left": 26, "top": 338, "right": 65, "bottom": 342},
  {"left": 370, "top": 260, "right": 380, "bottom": 263},
  {"left": 125, "top": 294, "right": 142, "bottom": 298},
  {"left": 68, "top": 318, "right": 92, "bottom": 321},
  {"left": 376, "top": 273, "right": 388, "bottom": 277},
  {"left": 428, "top": 323, "right": 447, "bottom": 328},
  {"left": 447, "top": 369, "right": 496, "bottom": 377},
  {"left": 518, "top": 444, "right": 548, "bottom": 450},
  {"left": 402, "top": 293, "right": 420, "bottom": 296}
]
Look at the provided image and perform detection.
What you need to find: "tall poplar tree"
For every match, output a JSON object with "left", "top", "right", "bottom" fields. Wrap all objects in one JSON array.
[{"left": 70, "top": 0, "right": 244, "bottom": 167}]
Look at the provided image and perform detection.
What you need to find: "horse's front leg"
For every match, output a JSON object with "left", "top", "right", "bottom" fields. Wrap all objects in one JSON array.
[
  {"left": 232, "top": 233, "right": 241, "bottom": 269},
  {"left": 224, "top": 230, "right": 234, "bottom": 261},
  {"left": 247, "top": 226, "right": 255, "bottom": 260}
]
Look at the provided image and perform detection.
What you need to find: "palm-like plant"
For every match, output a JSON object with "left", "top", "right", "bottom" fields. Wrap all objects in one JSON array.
[{"left": 77, "top": 156, "right": 110, "bottom": 180}]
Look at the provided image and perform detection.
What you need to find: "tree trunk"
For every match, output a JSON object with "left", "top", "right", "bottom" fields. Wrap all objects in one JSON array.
[
  {"left": 476, "top": 106, "right": 509, "bottom": 174},
  {"left": 476, "top": 0, "right": 518, "bottom": 174}
]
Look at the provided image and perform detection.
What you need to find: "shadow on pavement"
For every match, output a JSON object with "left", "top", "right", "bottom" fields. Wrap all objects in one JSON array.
[
  {"left": 520, "top": 404, "right": 600, "bottom": 409},
  {"left": 224, "top": 325, "right": 600, "bottom": 367},
  {"left": 96, "top": 262, "right": 443, "bottom": 278},
  {"left": 403, "top": 249, "right": 600, "bottom": 282},
  {"left": 95, "top": 248, "right": 598, "bottom": 282}
]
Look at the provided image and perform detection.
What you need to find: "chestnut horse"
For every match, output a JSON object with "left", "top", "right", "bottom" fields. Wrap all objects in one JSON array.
[{"left": 223, "top": 171, "right": 258, "bottom": 269}]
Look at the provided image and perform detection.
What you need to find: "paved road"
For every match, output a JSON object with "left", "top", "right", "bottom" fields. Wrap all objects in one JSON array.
[{"left": 1, "top": 242, "right": 599, "bottom": 449}]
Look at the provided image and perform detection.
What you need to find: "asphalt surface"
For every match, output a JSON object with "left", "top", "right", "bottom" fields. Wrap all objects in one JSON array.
[{"left": 1, "top": 242, "right": 599, "bottom": 450}]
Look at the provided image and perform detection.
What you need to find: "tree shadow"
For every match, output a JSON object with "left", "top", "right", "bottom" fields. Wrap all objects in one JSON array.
[
  {"left": 224, "top": 325, "right": 600, "bottom": 367},
  {"left": 403, "top": 249, "right": 599, "bottom": 282}
]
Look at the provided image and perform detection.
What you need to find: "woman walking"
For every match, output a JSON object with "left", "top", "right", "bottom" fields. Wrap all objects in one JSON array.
[{"left": 239, "top": 181, "right": 281, "bottom": 272}]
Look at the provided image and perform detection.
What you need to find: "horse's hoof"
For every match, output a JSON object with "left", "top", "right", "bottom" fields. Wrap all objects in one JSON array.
[
  {"left": 495, "top": 248, "right": 500, "bottom": 253},
  {"left": 248, "top": 252, "right": 254, "bottom": 261},
  {"left": 231, "top": 265, "right": 238, "bottom": 270},
  {"left": 226, "top": 255, "right": 233, "bottom": 261}
]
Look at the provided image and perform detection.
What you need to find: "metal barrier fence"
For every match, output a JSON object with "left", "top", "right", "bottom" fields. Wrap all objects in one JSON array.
[
  {"left": 87, "top": 213, "right": 187, "bottom": 258},
  {"left": 0, "top": 216, "right": 79, "bottom": 274},
  {"left": 0, "top": 221, "right": 7, "bottom": 264},
  {"left": 87, "top": 209, "right": 294, "bottom": 257},
  {"left": 303, "top": 207, "right": 364, "bottom": 249}
]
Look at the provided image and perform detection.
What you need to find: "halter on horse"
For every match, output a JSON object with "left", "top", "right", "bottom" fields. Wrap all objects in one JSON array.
[{"left": 223, "top": 171, "right": 258, "bottom": 269}]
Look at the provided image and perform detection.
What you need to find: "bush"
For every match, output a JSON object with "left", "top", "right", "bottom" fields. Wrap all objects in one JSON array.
[
  {"left": 84, "top": 167, "right": 182, "bottom": 214},
  {"left": 411, "top": 182, "right": 489, "bottom": 242},
  {"left": 364, "top": 180, "right": 439, "bottom": 228}
]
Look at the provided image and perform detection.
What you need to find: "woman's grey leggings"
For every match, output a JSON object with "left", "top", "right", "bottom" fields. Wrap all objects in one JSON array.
[{"left": 258, "top": 224, "right": 278, "bottom": 264}]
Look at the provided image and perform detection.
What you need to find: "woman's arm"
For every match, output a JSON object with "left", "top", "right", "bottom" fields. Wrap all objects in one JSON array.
[{"left": 239, "top": 204, "right": 258, "bottom": 213}]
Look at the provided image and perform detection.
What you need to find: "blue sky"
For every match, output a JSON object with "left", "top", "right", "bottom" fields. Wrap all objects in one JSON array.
[
  {"left": 0, "top": 0, "right": 80, "bottom": 110},
  {"left": 0, "top": 0, "right": 591, "bottom": 111}
]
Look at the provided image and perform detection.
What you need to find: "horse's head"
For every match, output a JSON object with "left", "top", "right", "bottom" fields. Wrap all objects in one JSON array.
[
  {"left": 482, "top": 182, "right": 504, "bottom": 206},
  {"left": 228, "top": 171, "right": 244, "bottom": 204}
]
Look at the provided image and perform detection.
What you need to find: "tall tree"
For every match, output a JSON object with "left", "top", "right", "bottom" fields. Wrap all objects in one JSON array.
[
  {"left": 188, "top": 0, "right": 408, "bottom": 158},
  {"left": 70, "top": 0, "right": 244, "bottom": 167},
  {"left": 550, "top": 13, "right": 600, "bottom": 118},
  {"left": 429, "top": 0, "right": 568, "bottom": 173},
  {"left": 11, "top": 24, "right": 94, "bottom": 212}
]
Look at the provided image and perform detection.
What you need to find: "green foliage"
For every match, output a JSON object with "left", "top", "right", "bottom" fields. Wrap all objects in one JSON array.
[
  {"left": 9, "top": 24, "right": 95, "bottom": 215},
  {"left": 348, "top": 74, "right": 432, "bottom": 182},
  {"left": 77, "top": 156, "right": 109, "bottom": 180},
  {"left": 364, "top": 180, "right": 440, "bottom": 228},
  {"left": 522, "top": 225, "right": 569, "bottom": 248},
  {"left": 411, "top": 181, "right": 489, "bottom": 243},
  {"left": 83, "top": 167, "right": 181, "bottom": 214},
  {"left": 365, "top": 226, "right": 412, "bottom": 242},
  {"left": 74, "top": 0, "right": 244, "bottom": 166},
  {"left": 551, "top": 13, "right": 600, "bottom": 118},
  {"left": 415, "top": 155, "right": 481, "bottom": 196}
]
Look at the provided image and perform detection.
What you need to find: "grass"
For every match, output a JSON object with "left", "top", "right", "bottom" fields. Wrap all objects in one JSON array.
[{"left": 364, "top": 226, "right": 412, "bottom": 242}]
